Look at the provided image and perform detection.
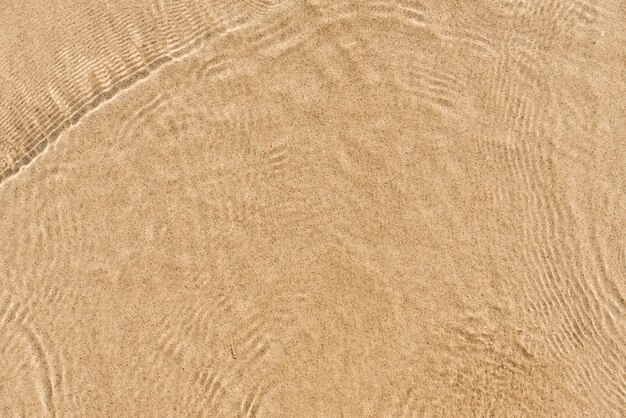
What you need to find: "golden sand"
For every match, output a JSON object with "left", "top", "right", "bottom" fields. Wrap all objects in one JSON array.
[{"left": 0, "top": 0, "right": 624, "bottom": 416}]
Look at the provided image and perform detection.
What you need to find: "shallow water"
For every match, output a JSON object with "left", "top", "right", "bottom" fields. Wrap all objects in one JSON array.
[{"left": 0, "top": 0, "right": 624, "bottom": 416}]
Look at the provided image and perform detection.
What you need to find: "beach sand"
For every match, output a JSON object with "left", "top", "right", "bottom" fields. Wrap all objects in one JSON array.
[{"left": 0, "top": 0, "right": 624, "bottom": 416}]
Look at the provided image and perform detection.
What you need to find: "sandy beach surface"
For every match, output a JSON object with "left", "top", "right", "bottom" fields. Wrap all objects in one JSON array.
[{"left": 0, "top": 0, "right": 624, "bottom": 416}]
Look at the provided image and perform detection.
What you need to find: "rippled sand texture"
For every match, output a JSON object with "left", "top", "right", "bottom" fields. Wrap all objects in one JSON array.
[{"left": 1, "top": 0, "right": 625, "bottom": 416}]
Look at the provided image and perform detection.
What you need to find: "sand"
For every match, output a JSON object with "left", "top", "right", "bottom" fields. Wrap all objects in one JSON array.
[{"left": 0, "top": 0, "right": 624, "bottom": 416}]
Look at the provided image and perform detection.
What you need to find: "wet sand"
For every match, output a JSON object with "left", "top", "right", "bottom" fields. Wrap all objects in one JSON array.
[{"left": 0, "top": 0, "right": 624, "bottom": 416}]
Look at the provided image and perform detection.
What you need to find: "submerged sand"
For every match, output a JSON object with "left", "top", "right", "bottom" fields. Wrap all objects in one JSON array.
[{"left": 0, "top": 0, "right": 624, "bottom": 416}]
